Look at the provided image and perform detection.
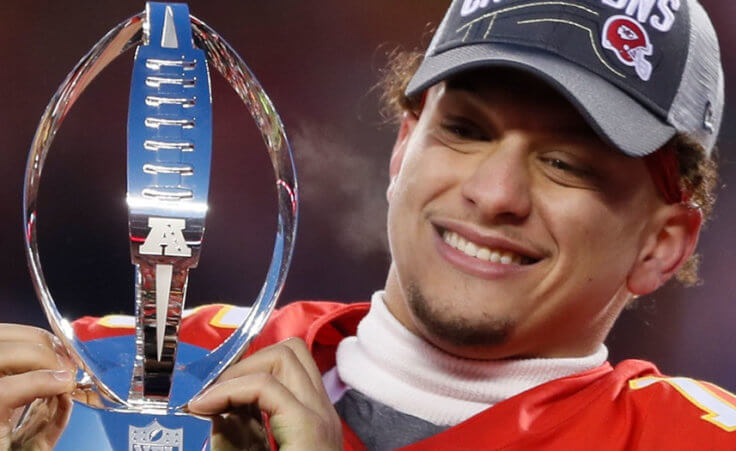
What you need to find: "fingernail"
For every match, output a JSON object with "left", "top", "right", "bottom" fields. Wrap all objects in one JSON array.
[
  {"left": 52, "top": 337, "right": 72, "bottom": 359},
  {"left": 190, "top": 389, "right": 209, "bottom": 405},
  {"left": 57, "top": 353, "right": 72, "bottom": 367},
  {"left": 51, "top": 336, "right": 68, "bottom": 356},
  {"left": 53, "top": 370, "right": 73, "bottom": 382}
]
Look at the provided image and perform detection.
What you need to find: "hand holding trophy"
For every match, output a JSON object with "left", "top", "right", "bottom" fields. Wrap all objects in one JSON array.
[{"left": 21, "top": 3, "right": 298, "bottom": 449}]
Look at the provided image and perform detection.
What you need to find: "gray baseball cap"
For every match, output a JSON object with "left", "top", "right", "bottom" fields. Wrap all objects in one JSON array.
[{"left": 406, "top": 0, "right": 724, "bottom": 157}]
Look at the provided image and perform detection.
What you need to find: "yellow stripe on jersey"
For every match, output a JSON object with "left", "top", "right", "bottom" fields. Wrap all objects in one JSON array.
[
  {"left": 97, "top": 315, "right": 135, "bottom": 329},
  {"left": 630, "top": 376, "right": 736, "bottom": 432},
  {"left": 209, "top": 305, "right": 250, "bottom": 329}
]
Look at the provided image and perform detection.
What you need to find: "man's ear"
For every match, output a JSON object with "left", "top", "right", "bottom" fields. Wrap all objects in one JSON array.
[
  {"left": 627, "top": 205, "right": 703, "bottom": 295},
  {"left": 387, "top": 111, "right": 418, "bottom": 202}
]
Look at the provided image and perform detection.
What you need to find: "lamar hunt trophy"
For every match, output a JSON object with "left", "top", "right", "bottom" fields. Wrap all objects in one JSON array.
[{"left": 22, "top": 3, "right": 298, "bottom": 449}]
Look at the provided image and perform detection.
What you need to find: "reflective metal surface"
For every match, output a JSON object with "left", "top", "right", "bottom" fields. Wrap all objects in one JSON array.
[
  {"left": 23, "top": 4, "right": 298, "bottom": 412},
  {"left": 127, "top": 4, "right": 211, "bottom": 407}
]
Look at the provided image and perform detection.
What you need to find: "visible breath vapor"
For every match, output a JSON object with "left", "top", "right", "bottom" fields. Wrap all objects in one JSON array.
[{"left": 292, "top": 122, "right": 389, "bottom": 258}]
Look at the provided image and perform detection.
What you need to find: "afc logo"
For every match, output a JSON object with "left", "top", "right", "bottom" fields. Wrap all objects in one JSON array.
[
  {"left": 139, "top": 217, "right": 192, "bottom": 257},
  {"left": 602, "top": 15, "right": 653, "bottom": 81}
]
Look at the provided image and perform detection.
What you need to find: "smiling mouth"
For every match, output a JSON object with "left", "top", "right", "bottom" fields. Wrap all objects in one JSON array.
[{"left": 439, "top": 229, "right": 540, "bottom": 266}]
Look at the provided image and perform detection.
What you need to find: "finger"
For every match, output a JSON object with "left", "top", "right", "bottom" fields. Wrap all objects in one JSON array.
[
  {"left": 217, "top": 343, "right": 324, "bottom": 408},
  {"left": 190, "top": 374, "right": 342, "bottom": 449},
  {"left": 0, "top": 325, "right": 69, "bottom": 359},
  {"left": 188, "top": 372, "right": 307, "bottom": 417},
  {"left": 0, "top": 324, "right": 74, "bottom": 373},
  {"left": 222, "top": 338, "right": 325, "bottom": 393},
  {"left": 0, "top": 370, "right": 75, "bottom": 414},
  {"left": 0, "top": 342, "right": 74, "bottom": 375},
  {"left": 278, "top": 338, "right": 328, "bottom": 396},
  {"left": 0, "top": 324, "right": 56, "bottom": 345}
]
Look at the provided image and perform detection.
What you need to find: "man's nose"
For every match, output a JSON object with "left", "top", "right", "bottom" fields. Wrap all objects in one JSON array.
[{"left": 460, "top": 132, "right": 533, "bottom": 223}]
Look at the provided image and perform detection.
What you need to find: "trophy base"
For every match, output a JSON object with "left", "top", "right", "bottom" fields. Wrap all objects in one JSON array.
[{"left": 56, "top": 400, "right": 211, "bottom": 451}]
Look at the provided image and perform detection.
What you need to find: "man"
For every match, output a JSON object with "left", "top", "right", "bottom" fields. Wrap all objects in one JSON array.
[{"left": 1, "top": 0, "right": 732, "bottom": 449}]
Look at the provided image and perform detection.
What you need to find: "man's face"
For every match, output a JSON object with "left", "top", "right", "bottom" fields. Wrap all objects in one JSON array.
[{"left": 385, "top": 70, "right": 667, "bottom": 359}]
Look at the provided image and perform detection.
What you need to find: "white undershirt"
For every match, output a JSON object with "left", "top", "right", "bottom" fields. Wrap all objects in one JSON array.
[{"left": 328, "top": 291, "right": 608, "bottom": 426}]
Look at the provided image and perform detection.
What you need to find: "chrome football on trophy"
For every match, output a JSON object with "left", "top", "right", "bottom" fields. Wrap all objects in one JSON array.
[{"left": 22, "top": 2, "right": 297, "bottom": 449}]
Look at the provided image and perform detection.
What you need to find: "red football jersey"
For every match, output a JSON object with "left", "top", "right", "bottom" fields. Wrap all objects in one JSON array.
[{"left": 74, "top": 302, "right": 736, "bottom": 450}]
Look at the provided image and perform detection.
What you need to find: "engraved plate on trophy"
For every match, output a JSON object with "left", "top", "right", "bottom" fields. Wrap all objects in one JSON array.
[{"left": 22, "top": 2, "right": 298, "bottom": 449}]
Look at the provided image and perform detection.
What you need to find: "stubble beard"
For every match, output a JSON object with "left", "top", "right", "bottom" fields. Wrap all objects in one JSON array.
[{"left": 406, "top": 283, "right": 513, "bottom": 348}]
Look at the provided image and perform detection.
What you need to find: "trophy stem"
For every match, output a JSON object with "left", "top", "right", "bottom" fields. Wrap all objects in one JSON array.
[{"left": 128, "top": 262, "right": 189, "bottom": 407}]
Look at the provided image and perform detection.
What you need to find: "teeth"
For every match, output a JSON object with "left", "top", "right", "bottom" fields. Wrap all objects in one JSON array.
[
  {"left": 444, "top": 232, "right": 452, "bottom": 245},
  {"left": 442, "top": 230, "right": 530, "bottom": 266},
  {"left": 457, "top": 236, "right": 467, "bottom": 252},
  {"left": 465, "top": 241, "right": 478, "bottom": 257}
]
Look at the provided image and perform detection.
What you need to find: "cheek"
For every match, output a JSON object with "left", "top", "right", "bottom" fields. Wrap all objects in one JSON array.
[
  {"left": 543, "top": 191, "right": 645, "bottom": 283},
  {"left": 530, "top": 197, "right": 643, "bottom": 331},
  {"left": 387, "top": 144, "right": 466, "bottom": 268},
  {"left": 386, "top": 149, "right": 429, "bottom": 253},
  {"left": 391, "top": 143, "right": 463, "bottom": 209}
]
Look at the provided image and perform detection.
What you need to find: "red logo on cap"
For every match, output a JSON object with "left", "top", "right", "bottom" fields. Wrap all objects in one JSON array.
[{"left": 602, "top": 15, "right": 653, "bottom": 81}]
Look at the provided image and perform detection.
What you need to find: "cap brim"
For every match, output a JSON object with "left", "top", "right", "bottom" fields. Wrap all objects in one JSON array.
[{"left": 406, "top": 44, "right": 676, "bottom": 157}]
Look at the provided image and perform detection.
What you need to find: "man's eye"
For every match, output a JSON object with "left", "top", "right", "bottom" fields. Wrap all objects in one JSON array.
[
  {"left": 544, "top": 158, "right": 576, "bottom": 172},
  {"left": 539, "top": 156, "right": 594, "bottom": 179},
  {"left": 440, "top": 119, "right": 489, "bottom": 141}
]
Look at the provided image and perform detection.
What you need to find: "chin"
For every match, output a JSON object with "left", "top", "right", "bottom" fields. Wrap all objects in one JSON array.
[{"left": 406, "top": 283, "right": 515, "bottom": 350}]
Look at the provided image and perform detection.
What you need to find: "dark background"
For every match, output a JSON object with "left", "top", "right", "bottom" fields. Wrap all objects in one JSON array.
[{"left": 1, "top": 1, "right": 734, "bottom": 392}]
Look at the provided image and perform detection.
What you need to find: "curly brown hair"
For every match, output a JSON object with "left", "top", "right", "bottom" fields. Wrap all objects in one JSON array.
[{"left": 377, "top": 48, "right": 719, "bottom": 286}]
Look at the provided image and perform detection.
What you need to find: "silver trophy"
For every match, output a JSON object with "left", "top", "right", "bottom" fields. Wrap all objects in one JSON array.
[{"left": 22, "top": 2, "right": 297, "bottom": 449}]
